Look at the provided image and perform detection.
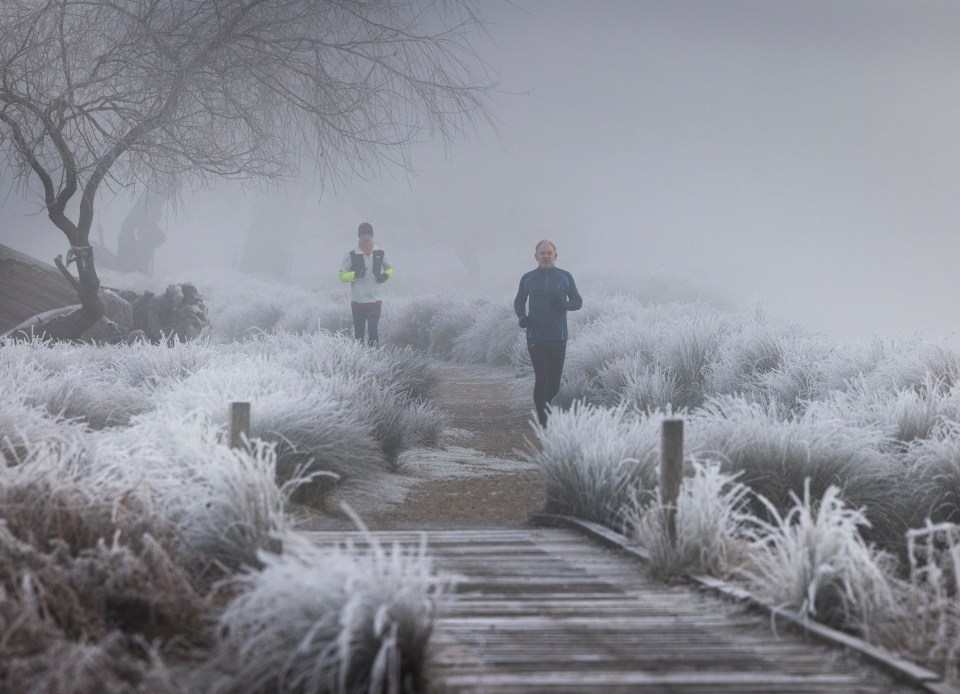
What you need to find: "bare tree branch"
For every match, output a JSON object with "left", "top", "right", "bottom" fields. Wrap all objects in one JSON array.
[{"left": 0, "top": 0, "right": 495, "bottom": 340}]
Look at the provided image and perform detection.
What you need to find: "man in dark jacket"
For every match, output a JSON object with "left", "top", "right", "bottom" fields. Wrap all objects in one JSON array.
[{"left": 514, "top": 239, "right": 583, "bottom": 427}]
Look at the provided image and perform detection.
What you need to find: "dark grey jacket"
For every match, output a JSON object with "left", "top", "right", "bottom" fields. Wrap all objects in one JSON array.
[{"left": 514, "top": 267, "right": 582, "bottom": 344}]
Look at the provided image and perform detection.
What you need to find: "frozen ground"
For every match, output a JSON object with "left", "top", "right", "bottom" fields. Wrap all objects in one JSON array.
[{"left": 294, "top": 364, "right": 545, "bottom": 529}]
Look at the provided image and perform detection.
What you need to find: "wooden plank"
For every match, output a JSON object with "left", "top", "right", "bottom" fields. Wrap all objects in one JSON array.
[{"left": 305, "top": 529, "right": 929, "bottom": 693}]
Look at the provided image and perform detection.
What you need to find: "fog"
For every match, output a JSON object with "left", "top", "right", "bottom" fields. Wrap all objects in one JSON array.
[{"left": 4, "top": 0, "right": 960, "bottom": 344}]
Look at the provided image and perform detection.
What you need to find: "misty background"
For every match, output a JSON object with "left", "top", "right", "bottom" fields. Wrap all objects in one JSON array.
[{"left": 3, "top": 0, "right": 960, "bottom": 343}]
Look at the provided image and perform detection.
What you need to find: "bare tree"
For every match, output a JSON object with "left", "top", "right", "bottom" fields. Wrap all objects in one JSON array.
[{"left": 0, "top": 0, "right": 494, "bottom": 339}]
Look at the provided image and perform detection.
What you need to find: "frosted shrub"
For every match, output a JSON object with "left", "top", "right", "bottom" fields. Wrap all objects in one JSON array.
[
  {"left": 554, "top": 308, "right": 657, "bottom": 405},
  {"left": 259, "top": 331, "right": 440, "bottom": 401},
  {"left": 277, "top": 300, "right": 343, "bottom": 334},
  {"left": 554, "top": 303, "right": 736, "bottom": 410},
  {"left": 357, "top": 344, "right": 439, "bottom": 402},
  {"left": 110, "top": 338, "right": 217, "bottom": 391},
  {"left": 0, "top": 398, "right": 86, "bottom": 465},
  {"left": 623, "top": 460, "right": 752, "bottom": 581},
  {"left": 596, "top": 357, "right": 678, "bottom": 412},
  {"left": 815, "top": 336, "right": 890, "bottom": 392},
  {"left": 96, "top": 410, "right": 291, "bottom": 584},
  {"left": 905, "top": 521, "right": 960, "bottom": 676},
  {"left": 564, "top": 308, "right": 655, "bottom": 380},
  {"left": 0, "top": 559, "right": 182, "bottom": 694},
  {"left": 383, "top": 295, "right": 455, "bottom": 352},
  {"left": 0, "top": 436, "right": 138, "bottom": 554},
  {"left": 756, "top": 349, "right": 837, "bottom": 416},
  {"left": 858, "top": 340, "right": 960, "bottom": 395},
  {"left": 741, "top": 481, "right": 901, "bottom": 638},
  {"left": 235, "top": 333, "right": 446, "bottom": 450},
  {"left": 449, "top": 301, "right": 522, "bottom": 366},
  {"left": 704, "top": 323, "right": 833, "bottom": 416},
  {"left": 881, "top": 380, "right": 954, "bottom": 444},
  {"left": 0, "top": 440, "right": 206, "bottom": 692},
  {"left": 207, "top": 533, "right": 439, "bottom": 694},
  {"left": 201, "top": 272, "right": 342, "bottom": 341},
  {"left": 661, "top": 314, "right": 728, "bottom": 410},
  {"left": 526, "top": 403, "right": 661, "bottom": 528},
  {"left": 214, "top": 301, "right": 287, "bottom": 340},
  {"left": 155, "top": 357, "right": 385, "bottom": 484},
  {"left": 0, "top": 341, "right": 150, "bottom": 428},
  {"left": 344, "top": 377, "right": 448, "bottom": 468},
  {"left": 704, "top": 323, "right": 788, "bottom": 395},
  {"left": 690, "top": 396, "right": 909, "bottom": 553},
  {"left": 428, "top": 297, "right": 479, "bottom": 357},
  {"left": 904, "top": 421, "right": 960, "bottom": 526},
  {"left": 816, "top": 374, "right": 957, "bottom": 446}
]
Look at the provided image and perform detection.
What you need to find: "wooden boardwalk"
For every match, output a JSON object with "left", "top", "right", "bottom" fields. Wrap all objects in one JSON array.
[{"left": 308, "top": 527, "right": 931, "bottom": 693}]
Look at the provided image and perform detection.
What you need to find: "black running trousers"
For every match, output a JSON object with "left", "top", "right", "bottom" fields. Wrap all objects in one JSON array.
[
  {"left": 528, "top": 340, "right": 566, "bottom": 427},
  {"left": 351, "top": 301, "right": 382, "bottom": 345}
]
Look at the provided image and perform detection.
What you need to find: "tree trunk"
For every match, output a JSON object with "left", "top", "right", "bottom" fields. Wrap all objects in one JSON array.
[{"left": 33, "top": 245, "right": 105, "bottom": 341}]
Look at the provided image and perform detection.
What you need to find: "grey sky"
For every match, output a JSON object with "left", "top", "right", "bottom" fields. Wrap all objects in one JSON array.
[
  {"left": 309, "top": 0, "right": 960, "bottom": 342},
  {"left": 4, "top": 0, "right": 960, "bottom": 343},
  {"left": 314, "top": 0, "right": 960, "bottom": 342}
]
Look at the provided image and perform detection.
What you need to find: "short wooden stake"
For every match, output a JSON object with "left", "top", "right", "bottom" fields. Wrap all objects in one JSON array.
[
  {"left": 229, "top": 401, "right": 250, "bottom": 450},
  {"left": 660, "top": 417, "right": 684, "bottom": 547}
]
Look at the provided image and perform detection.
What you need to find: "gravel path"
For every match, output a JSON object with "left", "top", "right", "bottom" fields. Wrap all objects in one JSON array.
[{"left": 295, "top": 363, "right": 545, "bottom": 531}]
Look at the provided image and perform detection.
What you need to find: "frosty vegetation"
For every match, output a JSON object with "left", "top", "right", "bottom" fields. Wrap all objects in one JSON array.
[
  {"left": 6, "top": 267, "right": 960, "bottom": 685},
  {"left": 216, "top": 267, "right": 960, "bottom": 678},
  {"left": 433, "top": 281, "right": 960, "bottom": 676},
  {"left": 0, "top": 275, "right": 449, "bottom": 691}
]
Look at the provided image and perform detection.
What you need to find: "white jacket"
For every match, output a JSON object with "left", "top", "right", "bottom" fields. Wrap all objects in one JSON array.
[{"left": 339, "top": 245, "right": 393, "bottom": 302}]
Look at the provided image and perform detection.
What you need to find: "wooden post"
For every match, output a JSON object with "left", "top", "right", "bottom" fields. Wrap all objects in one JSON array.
[
  {"left": 660, "top": 417, "right": 684, "bottom": 547},
  {"left": 229, "top": 401, "right": 250, "bottom": 450}
]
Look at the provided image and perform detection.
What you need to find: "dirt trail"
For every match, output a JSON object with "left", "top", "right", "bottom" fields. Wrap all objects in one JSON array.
[
  {"left": 427, "top": 363, "right": 533, "bottom": 459},
  {"left": 299, "top": 363, "right": 545, "bottom": 530}
]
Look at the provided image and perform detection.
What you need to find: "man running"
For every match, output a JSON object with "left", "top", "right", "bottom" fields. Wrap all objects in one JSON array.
[
  {"left": 514, "top": 239, "right": 582, "bottom": 427},
  {"left": 339, "top": 222, "right": 393, "bottom": 346}
]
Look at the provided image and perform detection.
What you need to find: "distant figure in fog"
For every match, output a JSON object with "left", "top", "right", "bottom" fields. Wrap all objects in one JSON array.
[
  {"left": 339, "top": 222, "right": 393, "bottom": 346},
  {"left": 116, "top": 195, "right": 166, "bottom": 276},
  {"left": 514, "top": 239, "right": 582, "bottom": 427}
]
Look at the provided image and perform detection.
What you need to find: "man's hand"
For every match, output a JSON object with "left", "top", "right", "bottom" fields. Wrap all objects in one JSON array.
[
  {"left": 376, "top": 273, "right": 388, "bottom": 283},
  {"left": 518, "top": 316, "right": 529, "bottom": 328},
  {"left": 354, "top": 266, "right": 366, "bottom": 279}
]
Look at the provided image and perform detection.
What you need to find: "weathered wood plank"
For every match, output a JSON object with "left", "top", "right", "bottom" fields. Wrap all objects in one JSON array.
[{"left": 306, "top": 529, "right": 928, "bottom": 693}]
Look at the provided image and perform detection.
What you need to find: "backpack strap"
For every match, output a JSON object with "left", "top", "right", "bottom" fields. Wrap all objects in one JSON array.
[{"left": 350, "top": 251, "right": 365, "bottom": 274}]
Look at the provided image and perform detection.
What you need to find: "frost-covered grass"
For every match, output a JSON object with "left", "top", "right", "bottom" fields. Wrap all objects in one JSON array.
[
  {"left": 0, "top": 313, "right": 449, "bottom": 690},
  {"left": 0, "top": 340, "right": 156, "bottom": 428},
  {"left": 15, "top": 268, "right": 960, "bottom": 682},
  {"left": 2, "top": 330, "right": 447, "bottom": 489},
  {"left": 94, "top": 411, "right": 290, "bottom": 584},
  {"left": 531, "top": 397, "right": 911, "bottom": 554},
  {"left": 522, "top": 403, "right": 661, "bottom": 528},
  {"left": 520, "top": 299, "right": 960, "bottom": 674},
  {"left": 205, "top": 532, "right": 439, "bottom": 693},
  {"left": 740, "top": 482, "right": 902, "bottom": 639},
  {"left": 905, "top": 522, "right": 960, "bottom": 676},
  {"left": 623, "top": 460, "right": 753, "bottom": 581},
  {"left": 0, "top": 432, "right": 214, "bottom": 691},
  {"left": 0, "top": 408, "right": 441, "bottom": 691},
  {"left": 691, "top": 397, "right": 911, "bottom": 554}
]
